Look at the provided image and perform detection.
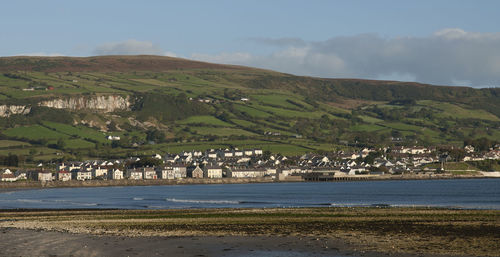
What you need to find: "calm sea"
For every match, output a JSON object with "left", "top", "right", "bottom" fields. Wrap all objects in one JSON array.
[{"left": 1, "top": 178, "right": 499, "bottom": 209}]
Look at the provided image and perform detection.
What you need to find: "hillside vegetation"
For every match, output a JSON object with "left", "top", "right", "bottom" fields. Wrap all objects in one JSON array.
[{"left": 0, "top": 55, "right": 498, "bottom": 163}]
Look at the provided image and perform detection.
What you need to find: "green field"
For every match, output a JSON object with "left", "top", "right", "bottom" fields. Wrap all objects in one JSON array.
[
  {"left": 351, "top": 124, "right": 386, "bottom": 132},
  {"left": 177, "top": 115, "right": 234, "bottom": 127},
  {"left": 42, "top": 121, "right": 110, "bottom": 143},
  {"left": 234, "top": 104, "right": 272, "bottom": 118},
  {"left": 381, "top": 122, "right": 426, "bottom": 132},
  {"left": 0, "top": 140, "right": 31, "bottom": 148},
  {"left": 359, "top": 115, "right": 383, "bottom": 123},
  {"left": 251, "top": 94, "right": 313, "bottom": 110},
  {"left": 3, "top": 125, "right": 70, "bottom": 140},
  {"left": 419, "top": 100, "right": 500, "bottom": 121},
  {"left": 231, "top": 119, "right": 256, "bottom": 127},
  {"left": 190, "top": 126, "right": 256, "bottom": 136},
  {"left": 0, "top": 56, "right": 498, "bottom": 161}
]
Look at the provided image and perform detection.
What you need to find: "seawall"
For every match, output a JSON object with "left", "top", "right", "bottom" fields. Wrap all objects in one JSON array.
[
  {"left": 0, "top": 173, "right": 493, "bottom": 190},
  {"left": 0, "top": 177, "right": 274, "bottom": 190}
]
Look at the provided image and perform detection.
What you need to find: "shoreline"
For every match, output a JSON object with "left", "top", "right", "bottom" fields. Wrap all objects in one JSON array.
[
  {"left": 0, "top": 207, "right": 498, "bottom": 257},
  {"left": 0, "top": 228, "right": 433, "bottom": 257},
  {"left": 0, "top": 173, "right": 494, "bottom": 190}
]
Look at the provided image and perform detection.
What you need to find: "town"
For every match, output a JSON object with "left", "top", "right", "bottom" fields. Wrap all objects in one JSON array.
[{"left": 1, "top": 144, "right": 499, "bottom": 183}]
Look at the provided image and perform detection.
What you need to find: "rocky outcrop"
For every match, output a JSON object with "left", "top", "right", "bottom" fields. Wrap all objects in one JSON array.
[
  {"left": 0, "top": 105, "right": 31, "bottom": 117},
  {"left": 39, "top": 95, "right": 130, "bottom": 112}
]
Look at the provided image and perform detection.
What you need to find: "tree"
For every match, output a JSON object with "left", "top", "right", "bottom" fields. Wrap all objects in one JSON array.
[
  {"left": 146, "top": 130, "right": 166, "bottom": 143},
  {"left": 111, "top": 140, "right": 120, "bottom": 148},
  {"left": 39, "top": 138, "right": 49, "bottom": 146},
  {"left": 131, "top": 157, "right": 162, "bottom": 168},
  {"left": 391, "top": 130, "right": 402, "bottom": 138},
  {"left": 6, "top": 154, "right": 19, "bottom": 167},
  {"left": 363, "top": 151, "right": 382, "bottom": 164},
  {"left": 262, "top": 150, "right": 271, "bottom": 160},
  {"left": 29, "top": 149, "right": 38, "bottom": 156},
  {"left": 448, "top": 148, "right": 465, "bottom": 162},
  {"left": 56, "top": 138, "right": 66, "bottom": 150},
  {"left": 107, "top": 121, "right": 118, "bottom": 131},
  {"left": 464, "top": 137, "right": 496, "bottom": 151}
]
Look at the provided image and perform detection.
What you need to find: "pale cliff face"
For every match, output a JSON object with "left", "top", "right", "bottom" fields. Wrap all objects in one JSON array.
[
  {"left": 0, "top": 105, "right": 31, "bottom": 117},
  {"left": 0, "top": 95, "right": 131, "bottom": 117},
  {"left": 39, "top": 95, "right": 131, "bottom": 112}
]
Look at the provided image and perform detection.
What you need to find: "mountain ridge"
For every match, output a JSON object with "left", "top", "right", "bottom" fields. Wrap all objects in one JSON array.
[
  {"left": 0, "top": 55, "right": 251, "bottom": 73},
  {"left": 1, "top": 55, "right": 491, "bottom": 89}
]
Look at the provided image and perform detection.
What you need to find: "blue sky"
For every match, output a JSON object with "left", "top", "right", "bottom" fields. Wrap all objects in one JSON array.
[{"left": 2, "top": 0, "right": 500, "bottom": 87}]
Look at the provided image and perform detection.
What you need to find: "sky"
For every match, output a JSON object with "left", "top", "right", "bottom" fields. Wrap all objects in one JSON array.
[{"left": 2, "top": 0, "right": 500, "bottom": 87}]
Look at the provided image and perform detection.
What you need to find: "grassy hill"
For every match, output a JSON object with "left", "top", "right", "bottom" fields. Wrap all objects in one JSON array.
[{"left": 0, "top": 55, "right": 498, "bottom": 163}]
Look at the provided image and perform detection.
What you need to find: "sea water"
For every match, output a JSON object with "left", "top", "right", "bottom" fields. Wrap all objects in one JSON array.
[{"left": 1, "top": 178, "right": 499, "bottom": 209}]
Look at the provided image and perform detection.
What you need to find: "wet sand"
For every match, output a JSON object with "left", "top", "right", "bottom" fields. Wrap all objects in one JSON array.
[{"left": 0, "top": 227, "right": 456, "bottom": 257}]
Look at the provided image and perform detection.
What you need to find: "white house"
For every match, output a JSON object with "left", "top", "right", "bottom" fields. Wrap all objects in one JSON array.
[
  {"left": 143, "top": 167, "right": 157, "bottom": 180},
  {"left": 68, "top": 163, "right": 81, "bottom": 172},
  {"left": 157, "top": 167, "right": 175, "bottom": 179},
  {"left": 170, "top": 164, "right": 187, "bottom": 178},
  {"left": 127, "top": 169, "right": 143, "bottom": 180},
  {"left": 15, "top": 171, "right": 27, "bottom": 181},
  {"left": 1, "top": 169, "right": 16, "bottom": 182},
  {"left": 38, "top": 170, "right": 54, "bottom": 182},
  {"left": 223, "top": 151, "right": 234, "bottom": 158},
  {"left": 57, "top": 170, "right": 72, "bottom": 181},
  {"left": 229, "top": 168, "right": 266, "bottom": 178},
  {"left": 108, "top": 169, "right": 124, "bottom": 180},
  {"left": 188, "top": 166, "right": 204, "bottom": 178},
  {"left": 72, "top": 170, "right": 92, "bottom": 181},
  {"left": 56, "top": 163, "right": 67, "bottom": 171},
  {"left": 265, "top": 168, "right": 277, "bottom": 176},
  {"left": 234, "top": 150, "right": 243, "bottom": 157},
  {"left": 244, "top": 149, "right": 254, "bottom": 156},
  {"left": 464, "top": 145, "right": 475, "bottom": 153},
  {"left": 204, "top": 165, "right": 223, "bottom": 178},
  {"left": 208, "top": 152, "right": 218, "bottom": 159},
  {"left": 107, "top": 135, "right": 121, "bottom": 141},
  {"left": 92, "top": 166, "right": 108, "bottom": 178},
  {"left": 410, "top": 147, "right": 427, "bottom": 155}
]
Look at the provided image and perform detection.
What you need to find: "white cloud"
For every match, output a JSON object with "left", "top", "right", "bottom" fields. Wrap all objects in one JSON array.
[
  {"left": 192, "top": 29, "right": 500, "bottom": 87},
  {"left": 163, "top": 51, "right": 177, "bottom": 57},
  {"left": 94, "top": 39, "right": 165, "bottom": 55},
  {"left": 433, "top": 28, "right": 468, "bottom": 39}
]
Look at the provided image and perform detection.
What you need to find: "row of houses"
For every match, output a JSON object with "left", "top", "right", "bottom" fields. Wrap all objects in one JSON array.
[
  {"left": 1, "top": 164, "right": 224, "bottom": 182},
  {"left": 167, "top": 148, "right": 263, "bottom": 161},
  {"left": 0, "top": 161, "right": 387, "bottom": 183},
  {"left": 0, "top": 169, "right": 26, "bottom": 182},
  {"left": 2, "top": 145, "right": 499, "bottom": 183},
  {"left": 463, "top": 149, "right": 500, "bottom": 162}
]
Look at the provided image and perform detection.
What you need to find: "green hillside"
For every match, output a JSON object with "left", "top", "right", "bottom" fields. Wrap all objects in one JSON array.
[{"left": 0, "top": 55, "right": 499, "bottom": 163}]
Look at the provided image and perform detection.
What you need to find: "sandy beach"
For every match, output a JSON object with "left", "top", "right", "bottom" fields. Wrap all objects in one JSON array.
[
  {"left": 0, "top": 227, "right": 379, "bottom": 257},
  {"left": 0, "top": 227, "right": 465, "bottom": 257},
  {"left": 0, "top": 207, "right": 498, "bottom": 257}
]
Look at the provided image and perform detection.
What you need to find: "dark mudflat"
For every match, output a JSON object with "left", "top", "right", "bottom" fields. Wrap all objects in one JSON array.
[{"left": 0, "top": 227, "right": 459, "bottom": 257}]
